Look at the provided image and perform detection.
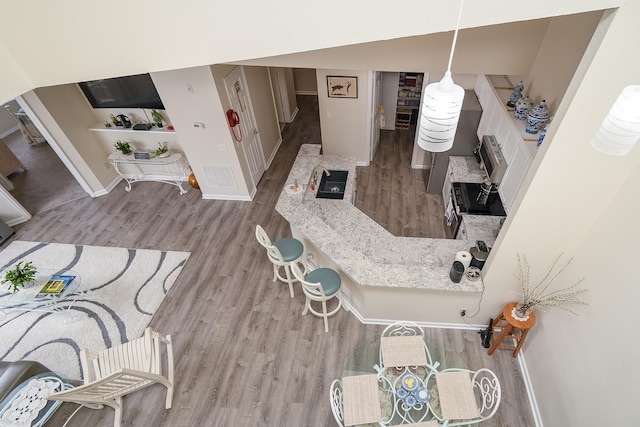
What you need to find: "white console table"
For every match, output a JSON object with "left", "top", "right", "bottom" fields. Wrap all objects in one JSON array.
[{"left": 108, "top": 152, "right": 189, "bottom": 194}]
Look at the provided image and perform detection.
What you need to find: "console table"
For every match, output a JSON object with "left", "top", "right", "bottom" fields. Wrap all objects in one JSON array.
[{"left": 108, "top": 152, "right": 189, "bottom": 194}]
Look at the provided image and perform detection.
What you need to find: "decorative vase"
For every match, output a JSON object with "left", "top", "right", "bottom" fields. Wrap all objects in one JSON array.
[
  {"left": 514, "top": 96, "right": 533, "bottom": 120},
  {"left": 537, "top": 124, "right": 548, "bottom": 148},
  {"left": 507, "top": 81, "right": 524, "bottom": 107},
  {"left": 188, "top": 173, "right": 199, "bottom": 189},
  {"left": 512, "top": 303, "right": 532, "bottom": 321},
  {"left": 526, "top": 100, "right": 549, "bottom": 134},
  {"left": 158, "top": 151, "right": 170, "bottom": 158}
]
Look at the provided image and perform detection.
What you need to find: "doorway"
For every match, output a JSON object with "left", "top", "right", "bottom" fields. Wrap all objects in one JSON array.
[
  {"left": 0, "top": 99, "right": 89, "bottom": 216},
  {"left": 224, "top": 66, "right": 267, "bottom": 188}
]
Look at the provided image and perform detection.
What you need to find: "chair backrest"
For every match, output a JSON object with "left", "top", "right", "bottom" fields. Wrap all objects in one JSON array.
[
  {"left": 471, "top": 368, "right": 501, "bottom": 421},
  {"left": 290, "top": 263, "right": 327, "bottom": 300},
  {"left": 379, "top": 321, "right": 435, "bottom": 370},
  {"left": 329, "top": 379, "right": 345, "bottom": 427},
  {"left": 255, "top": 225, "right": 285, "bottom": 264}
]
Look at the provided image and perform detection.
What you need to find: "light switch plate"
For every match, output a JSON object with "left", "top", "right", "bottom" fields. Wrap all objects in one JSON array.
[{"left": 217, "top": 144, "right": 227, "bottom": 151}]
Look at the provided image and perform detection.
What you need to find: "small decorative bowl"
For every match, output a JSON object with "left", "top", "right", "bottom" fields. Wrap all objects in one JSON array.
[
  {"left": 401, "top": 373, "right": 419, "bottom": 391},
  {"left": 415, "top": 387, "right": 431, "bottom": 403},
  {"left": 396, "top": 387, "right": 408, "bottom": 399}
]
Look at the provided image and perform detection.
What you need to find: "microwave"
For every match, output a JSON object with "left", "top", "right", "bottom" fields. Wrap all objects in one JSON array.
[{"left": 479, "top": 135, "right": 507, "bottom": 184}]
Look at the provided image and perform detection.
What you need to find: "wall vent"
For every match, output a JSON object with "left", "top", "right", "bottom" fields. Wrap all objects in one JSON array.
[{"left": 202, "top": 164, "right": 237, "bottom": 188}]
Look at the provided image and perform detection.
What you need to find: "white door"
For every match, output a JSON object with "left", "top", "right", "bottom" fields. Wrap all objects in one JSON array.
[
  {"left": 224, "top": 67, "right": 266, "bottom": 188},
  {"left": 370, "top": 71, "right": 383, "bottom": 161}
]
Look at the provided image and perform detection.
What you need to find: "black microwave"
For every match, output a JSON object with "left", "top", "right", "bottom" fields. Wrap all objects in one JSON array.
[{"left": 479, "top": 135, "right": 507, "bottom": 184}]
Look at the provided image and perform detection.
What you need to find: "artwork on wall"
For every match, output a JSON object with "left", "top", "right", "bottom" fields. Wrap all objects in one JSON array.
[{"left": 327, "top": 76, "right": 358, "bottom": 98}]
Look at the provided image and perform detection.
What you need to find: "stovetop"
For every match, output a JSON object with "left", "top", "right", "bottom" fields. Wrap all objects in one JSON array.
[{"left": 453, "top": 182, "right": 506, "bottom": 216}]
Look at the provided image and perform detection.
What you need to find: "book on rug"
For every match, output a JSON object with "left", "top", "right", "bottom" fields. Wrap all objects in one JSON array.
[{"left": 36, "top": 275, "right": 76, "bottom": 298}]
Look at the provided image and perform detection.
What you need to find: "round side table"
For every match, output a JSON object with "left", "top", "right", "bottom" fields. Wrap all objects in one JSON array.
[{"left": 487, "top": 302, "right": 536, "bottom": 358}]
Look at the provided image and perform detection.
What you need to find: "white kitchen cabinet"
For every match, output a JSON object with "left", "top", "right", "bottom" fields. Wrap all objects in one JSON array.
[
  {"left": 499, "top": 142, "right": 532, "bottom": 213},
  {"left": 475, "top": 74, "right": 535, "bottom": 215}
]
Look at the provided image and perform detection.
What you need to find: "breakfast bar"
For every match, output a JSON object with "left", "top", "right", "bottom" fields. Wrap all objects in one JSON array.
[{"left": 276, "top": 145, "right": 488, "bottom": 324}]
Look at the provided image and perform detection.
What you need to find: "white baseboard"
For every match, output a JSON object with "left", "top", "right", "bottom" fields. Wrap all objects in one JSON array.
[
  {"left": 0, "top": 126, "right": 19, "bottom": 139},
  {"left": 295, "top": 91, "right": 318, "bottom": 96},
  {"left": 266, "top": 137, "right": 283, "bottom": 169},
  {"left": 201, "top": 193, "right": 252, "bottom": 201},
  {"left": 517, "top": 351, "right": 544, "bottom": 426}
]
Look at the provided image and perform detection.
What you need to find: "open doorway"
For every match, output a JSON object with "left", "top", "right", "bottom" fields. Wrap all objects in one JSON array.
[{"left": 0, "top": 100, "right": 89, "bottom": 215}]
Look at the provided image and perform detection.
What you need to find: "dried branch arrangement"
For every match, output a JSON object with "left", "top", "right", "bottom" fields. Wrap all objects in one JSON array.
[{"left": 514, "top": 253, "right": 588, "bottom": 317}]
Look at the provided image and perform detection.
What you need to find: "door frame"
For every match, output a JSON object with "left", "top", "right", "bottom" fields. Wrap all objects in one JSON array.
[{"left": 223, "top": 66, "right": 267, "bottom": 189}]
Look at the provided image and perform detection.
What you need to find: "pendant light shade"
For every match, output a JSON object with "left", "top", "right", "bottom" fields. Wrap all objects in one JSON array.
[
  {"left": 417, "top": 0, "right": 465, "bottom": 153},
  {"left": 417, "top": 71, "right": 465, "bottom": 152},
  {"left": 592, "top": 85, "right": 640, "bottom": 156}
]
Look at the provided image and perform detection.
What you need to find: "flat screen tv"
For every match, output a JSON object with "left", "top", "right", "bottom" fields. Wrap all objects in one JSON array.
[{"left": 78, "top": 73, "right": 165, "bottom": 109}]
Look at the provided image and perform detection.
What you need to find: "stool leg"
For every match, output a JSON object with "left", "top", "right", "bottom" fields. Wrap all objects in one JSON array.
[
  {"left": 513, "top": 328, "right": 530, "bottom": 358},
  {"left": 322, "top": 300, "right": 329, "bottom": 332},
  {"left": 283, "top": 265, "right": 295, "bottom": 298},
  {"left": 488, "top": 323, "right": 513, "bottom": 356}
]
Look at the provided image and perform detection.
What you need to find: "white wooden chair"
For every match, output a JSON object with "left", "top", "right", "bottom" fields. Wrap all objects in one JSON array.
[
  {"left": 47, "top": 327, "right": 174, "bottom": 427},
  {"left": 255, "top": 224, "right": 306, "bottom": 298}
]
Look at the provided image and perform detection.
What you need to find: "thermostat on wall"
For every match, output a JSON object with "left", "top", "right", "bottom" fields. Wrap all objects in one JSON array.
[{"left": 192, "top": 122, "right": 204, "bottom": 129}]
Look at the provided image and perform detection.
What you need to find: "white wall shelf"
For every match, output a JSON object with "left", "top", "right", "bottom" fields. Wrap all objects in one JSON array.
[{"left": 89, "top": 124, "right": 176, "bottom": 135}]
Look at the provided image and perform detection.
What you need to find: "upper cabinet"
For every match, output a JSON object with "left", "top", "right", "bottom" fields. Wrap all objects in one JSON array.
[{"left": 474, "top": 74, "right": 540, "bottom": 214}]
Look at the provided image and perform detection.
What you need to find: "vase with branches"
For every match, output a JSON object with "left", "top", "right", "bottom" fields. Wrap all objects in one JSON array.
[{"left": 512, "top": 253, "right": 588, "bottom": 319}]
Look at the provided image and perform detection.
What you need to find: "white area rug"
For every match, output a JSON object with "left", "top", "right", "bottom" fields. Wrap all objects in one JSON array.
[{"left": 0, "top": 241, "right": 190, "bottom": 381}]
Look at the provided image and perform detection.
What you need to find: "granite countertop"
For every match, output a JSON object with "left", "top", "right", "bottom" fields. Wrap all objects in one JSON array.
[
  {"left": 448, "top": 156, "right": 485, "bottom": 183},
  {"left": 460, "top": 215, "right": 504, "bottom": 247},
  {"left": 276, "top": 144, "right": 483, "bottom": 293}
]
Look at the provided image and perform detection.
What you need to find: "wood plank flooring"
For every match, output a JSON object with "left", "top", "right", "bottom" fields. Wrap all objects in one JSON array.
[{"left": 9, "top": 95, "right": 534, "bottom": 426}]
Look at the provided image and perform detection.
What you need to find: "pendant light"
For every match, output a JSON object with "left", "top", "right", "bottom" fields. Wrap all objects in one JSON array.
[
  {"left": 418, "top": 0, "right": 465, "bottom": 153},
  {"left": 592, "top": 85, "right": 640, "bottom": 156}
]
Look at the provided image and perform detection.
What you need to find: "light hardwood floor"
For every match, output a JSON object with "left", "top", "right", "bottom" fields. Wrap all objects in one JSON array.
[{"left": 9, "top": 95, "right": 534, "bottom": 426}]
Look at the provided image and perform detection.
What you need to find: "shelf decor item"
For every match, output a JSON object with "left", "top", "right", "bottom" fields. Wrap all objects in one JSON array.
[
  {"left": 154, "top": 142, "right": 169, "bottom": 158},
  {"left": 507, "top": 81, "right": 524, "bottom": 107},
  {"left": 151, "top": 109, "right": 164, "bottom": 128},
  {"left": 512, "top": 253, "right": 588, "bottom": 321},
  {"left": 114, "top": 140, "right": 132, "bottom": 154},
  {"left": 525, "top": 100, "right": 549, "bottom": 134},
  {"left": 514, "top": 96, "right": 533, "bottom": 120},
  {"left": 2, "top": 261, "right": 37, "bottom": 293},
  {"left": 327, "top": 76, "right": 358, "bottom": 98},
  {"left": 417, "top": 0, "right": 465, "bottom": 153}
]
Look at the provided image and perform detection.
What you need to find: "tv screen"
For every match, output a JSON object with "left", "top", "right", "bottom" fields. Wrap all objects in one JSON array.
[{"left": 78, "top": 73, "right": 165, "bottom": 109}]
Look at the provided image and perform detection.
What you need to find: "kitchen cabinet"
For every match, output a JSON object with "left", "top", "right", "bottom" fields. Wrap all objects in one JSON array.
[
  {"left": 498, "top": 143, "right": 532, "bottom": 213},
  {"left": 456, "top": 218, "right": 468, "bottom": 240},
  {"left": 474, "top": 74, "right": 537, "bottom": 214}
]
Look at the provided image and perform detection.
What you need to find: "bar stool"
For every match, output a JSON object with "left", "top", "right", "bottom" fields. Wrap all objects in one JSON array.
[
  {"left": 488, "top": 302, "right": 536, "bottom": 358},
  {"left": 255, "top": 225, "right": 305, "bottom": 298},
  {"left": 290, "top": 263, "right": 347, "bottom": 332}
]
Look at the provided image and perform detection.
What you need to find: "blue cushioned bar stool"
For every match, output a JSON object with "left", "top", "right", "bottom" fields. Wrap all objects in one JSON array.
[
  {"left": 255, "top": 225, "right": 306, "bottom": 298},
  {"left": 291, "top": 263, "right": 348, "bottom": 332}
]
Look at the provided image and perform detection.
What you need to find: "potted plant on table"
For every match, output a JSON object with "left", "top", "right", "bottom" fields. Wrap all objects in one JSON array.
[
  {"left": 154, "top": 142, "right": 169, "bottom": 158},
  {"left": 2, "top": 261, "right": 37, "bottom": 293},
  {"left": 114, "top": 140, "right": 132, "bottom": 155},
  {"left": 151, "top": 109, "right": 164, "bottom": 128},
  {"left": 511, "top": 253, "right": 588, "bottom": 321}
]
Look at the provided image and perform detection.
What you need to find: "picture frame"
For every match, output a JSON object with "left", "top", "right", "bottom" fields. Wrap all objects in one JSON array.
[
  {"left": 327, "top": 76, "right": 358, "bottom": 98},
  {"left": 134, "top": 152, "right": 151, "bottom": 160}
]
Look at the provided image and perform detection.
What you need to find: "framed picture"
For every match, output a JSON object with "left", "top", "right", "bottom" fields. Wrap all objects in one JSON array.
[{"left": 327, "top": 76, "right": 358, "bottom": 98}]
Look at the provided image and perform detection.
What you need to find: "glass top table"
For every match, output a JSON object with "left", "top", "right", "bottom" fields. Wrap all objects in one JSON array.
[
  {"left": 0, "top": 268, "right": 82, "bottom": 320},
  {"left": 342, "top": 335, "right": 469, "bottom": 426}
]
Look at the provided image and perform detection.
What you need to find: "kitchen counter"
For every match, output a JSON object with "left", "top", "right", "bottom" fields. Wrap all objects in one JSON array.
[
  {"left": 459, "top": 215, "right": 504, "bottom": 247},
  {"left": 276, "top": 144, "right": 483, "bottom": 293},
  {"left": 448, "top": 155, "right": 485, "bottom": 183}
]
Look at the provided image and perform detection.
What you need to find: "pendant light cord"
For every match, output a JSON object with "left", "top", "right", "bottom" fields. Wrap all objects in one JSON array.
[{"left": 446, "top": 0, "right": 465, "bottom": 73}]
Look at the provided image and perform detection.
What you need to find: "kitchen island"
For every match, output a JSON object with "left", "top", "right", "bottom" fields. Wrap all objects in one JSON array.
[{"left": 276, "top": 145, "right": 488, "bottom": 325}]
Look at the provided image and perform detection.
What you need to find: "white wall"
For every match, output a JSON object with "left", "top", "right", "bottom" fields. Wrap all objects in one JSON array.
[
  {"left": 0, "top": 1, "right": 623, "bottom": 104},
  {"left": 482, "top": 5, "right": 640, "bottom": 424},
  {"left": 316, "top": 69, "right": 370, "bottom": 163}
]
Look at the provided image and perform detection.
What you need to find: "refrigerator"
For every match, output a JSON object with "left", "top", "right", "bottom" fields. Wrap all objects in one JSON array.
[{"left": 425, "top": 90, "right": 483, "bottom": 194}]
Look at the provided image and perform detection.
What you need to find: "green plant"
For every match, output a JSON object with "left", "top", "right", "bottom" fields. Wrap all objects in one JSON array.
[
  {"left": 151, "top": 109, "right": 164, "bottom": 126},
  {"left": 114, "top": 140, "right": 132, "bottom": 154},
  {"left": 109, "top": 114, "right": 119, "bottom": 126},
  {"left": 2, "top": 261, "right": 37, "bottom": 292},
  {"left": 154, "top": 142, "right": 168, "bottom": 156}
]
